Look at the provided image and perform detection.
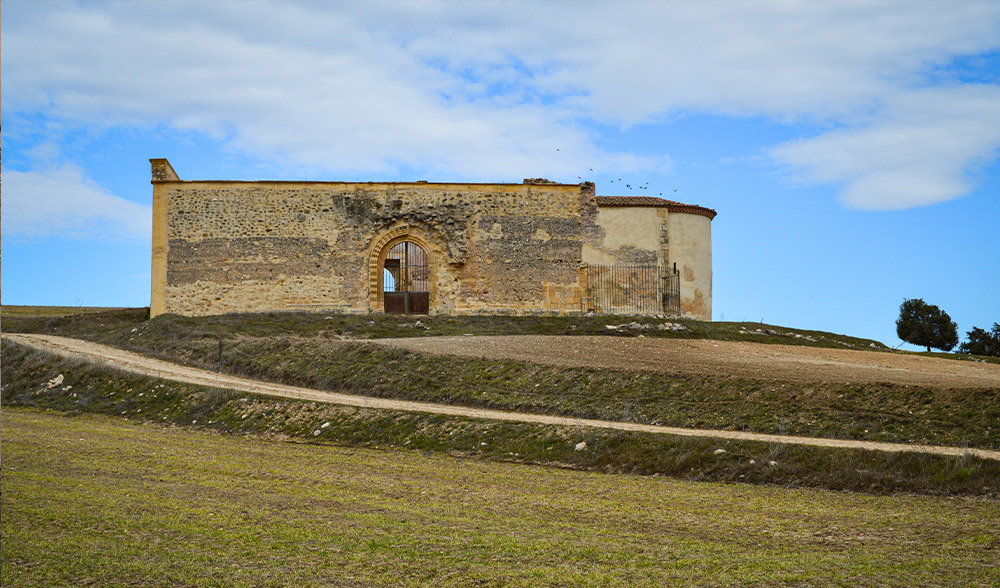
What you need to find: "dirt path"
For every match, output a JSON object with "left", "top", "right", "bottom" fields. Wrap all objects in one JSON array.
[
  {"left": 374, "top": 335, "right": 1000, "bottom": 388},
  {"left": 6, "top": 333, "right": 999, "bottom": 462}
]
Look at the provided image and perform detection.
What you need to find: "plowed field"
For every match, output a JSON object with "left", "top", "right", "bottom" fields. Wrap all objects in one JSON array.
[{"left": 374, "top": 335, "right": 1000, "bottom": 388}]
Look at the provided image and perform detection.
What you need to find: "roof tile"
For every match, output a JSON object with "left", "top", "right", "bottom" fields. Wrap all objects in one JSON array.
[{"left": 595, "top": 196, "right": 717, "bottom": 220}]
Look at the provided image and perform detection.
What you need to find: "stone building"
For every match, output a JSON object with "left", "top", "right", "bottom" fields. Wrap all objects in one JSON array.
[{"left": 150, "top": 159, "right": 716, "bottom": 319}]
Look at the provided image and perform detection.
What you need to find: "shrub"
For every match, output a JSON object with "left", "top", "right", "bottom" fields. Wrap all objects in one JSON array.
[{"left": 958, "top": 323, "right": 1000, "bottom": 357}]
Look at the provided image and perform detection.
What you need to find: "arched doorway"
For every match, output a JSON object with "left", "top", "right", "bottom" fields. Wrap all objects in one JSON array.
[{"left": 382, "top": 240, "right": 430, "bottom": 314}]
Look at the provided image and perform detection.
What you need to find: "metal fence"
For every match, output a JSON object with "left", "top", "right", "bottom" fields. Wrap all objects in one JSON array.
[
  {"left": 663, "top": 268, "right": 680, "bottom": 316},
  {"left": 584, "top": 264, "right": 680, "bottom": 316}
]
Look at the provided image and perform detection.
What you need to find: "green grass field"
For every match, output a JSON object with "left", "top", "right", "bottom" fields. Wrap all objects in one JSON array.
[{"left": 3, "top": 408, "right": 998, "bottom": 587}]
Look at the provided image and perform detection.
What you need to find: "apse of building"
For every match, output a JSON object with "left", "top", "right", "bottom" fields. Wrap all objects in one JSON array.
[{"left": 150, "top": 159, "right": 715, "bottom": 320}]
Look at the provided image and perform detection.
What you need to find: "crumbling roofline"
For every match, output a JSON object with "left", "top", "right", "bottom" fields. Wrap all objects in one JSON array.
[
  {"left": 149, "top": 179, "right": 585, "bottom": 188},
  {"left": 150, "top": 159, "right": 589, "bottom": 189}
]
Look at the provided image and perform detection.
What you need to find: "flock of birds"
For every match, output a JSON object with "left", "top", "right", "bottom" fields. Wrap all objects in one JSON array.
[{"left": 572, "top": 166, "right": 678, "bottom": 197}]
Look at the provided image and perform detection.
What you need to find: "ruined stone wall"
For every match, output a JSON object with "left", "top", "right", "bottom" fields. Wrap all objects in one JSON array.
[{"left": 151, "top": 160, "right": 591, "bottom": 317}]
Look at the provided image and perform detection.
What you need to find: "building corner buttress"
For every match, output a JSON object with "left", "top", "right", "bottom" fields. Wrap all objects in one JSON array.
[{"left": 149, "top": 159, "right": 174, "bottom": 317}]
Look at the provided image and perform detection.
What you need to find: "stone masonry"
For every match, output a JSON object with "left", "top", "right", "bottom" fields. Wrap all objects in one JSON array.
[{"left": 150, "top": 159, "right": 716, "bottom": 319}]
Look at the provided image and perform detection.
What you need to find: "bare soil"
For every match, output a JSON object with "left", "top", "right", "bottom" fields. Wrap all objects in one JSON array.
[{"left": 373, "top": 335, "right": 1000, "bottom": 388}]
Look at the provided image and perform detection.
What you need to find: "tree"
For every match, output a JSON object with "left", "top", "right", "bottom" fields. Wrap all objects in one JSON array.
[
  {"left": 895, "top": 298, "right": 958, "bottom": 352},
  {"left": 958, "top": 323, "right": 1000, "bottom": 357}
]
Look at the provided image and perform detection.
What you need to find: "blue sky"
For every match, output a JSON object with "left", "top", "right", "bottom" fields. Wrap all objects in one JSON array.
[{"left": 3, "top": 1, "right": 999, "bottom": 350}]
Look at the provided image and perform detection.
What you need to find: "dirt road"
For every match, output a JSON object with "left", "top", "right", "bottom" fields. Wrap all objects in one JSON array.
[
  {"left": 5, "top": 333, "right": 999, "bottom": 461},
  {"left": 374, "top": 335, "right": 1000, "bottom": 388}
]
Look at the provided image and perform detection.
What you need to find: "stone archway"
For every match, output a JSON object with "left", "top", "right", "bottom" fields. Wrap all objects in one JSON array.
[{"left": 368, "top": 227, "right": 437, "bottom": 314}]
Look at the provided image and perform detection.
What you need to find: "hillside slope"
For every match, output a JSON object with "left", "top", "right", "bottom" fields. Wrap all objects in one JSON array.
[{"left": 7, "top": 333, "right": 999, "bottom": 462}]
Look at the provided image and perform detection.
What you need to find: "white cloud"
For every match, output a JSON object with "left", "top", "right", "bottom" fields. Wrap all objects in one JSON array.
[
  {"left": 1, "top": 166, "right": 151, "bottom": 241},
  {"left": 3, "top": 1, "right": 1000, "bottom": 206},
  {"left": 2, "top": 2, "right": 631, "bottom": 181},
  {"left": 770, "top": 85, "right": 1000, "bottom": 209}
]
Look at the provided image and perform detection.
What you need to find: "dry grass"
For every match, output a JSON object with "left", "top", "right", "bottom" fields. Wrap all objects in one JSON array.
[
  {"left": 3, "top": 408, "right": 998, "bottom": 587},
  {"left": 1, "top": 305, "right": 130, "bottom": 318}
]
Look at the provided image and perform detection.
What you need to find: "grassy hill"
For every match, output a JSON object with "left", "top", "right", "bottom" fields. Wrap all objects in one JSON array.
[
  {"left": 5, "top": 307, "right": 999, "bottom": 448},
  {"left": 3, "top": 306, "right": 893, "bottom": 349},
  {"left": 3, "top": 339, "right": 998, "bottom": 497},
  {"left": 4, "top": 306, "right": 1000, "bottom": 585},
  {"left": 4, "top": 306, "right": 999, "bottom": 496}
]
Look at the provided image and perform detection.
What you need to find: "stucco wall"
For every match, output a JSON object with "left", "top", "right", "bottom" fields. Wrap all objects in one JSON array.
[
  {"left": 582, "top": 206, "right": 665, "bottom": 266},
  {"left": 668, "top": 212, "right": 713, "bottom": 320},
  {"left": 583, "top": 204, "right": 713, "bottom": 321},
  {"left": 151, "top": 160, "right": 591, "bottom": 317}
]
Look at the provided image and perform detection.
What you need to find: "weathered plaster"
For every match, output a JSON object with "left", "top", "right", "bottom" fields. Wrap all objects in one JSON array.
[
  {"left": 668, "top": 212, "right": 713, "bottom": 320},
  {"left": 585, "top": 207, "right": 664, "bottom": 263}
]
